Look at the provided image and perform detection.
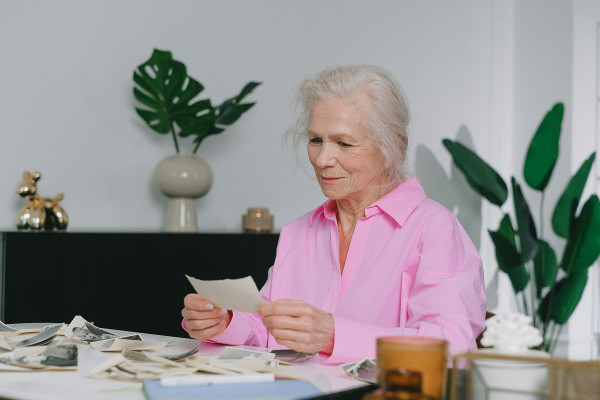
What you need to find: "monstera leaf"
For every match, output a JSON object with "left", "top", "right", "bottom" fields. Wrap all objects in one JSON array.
[
  {"left": 180, "top": 81, "right": 261, "bottom": 149},
  {"left": 133, "top": 49, "right": 212, "bottom": 151},
  {"left": 133, "top": 49, "right": 260, "bottom": 153}
]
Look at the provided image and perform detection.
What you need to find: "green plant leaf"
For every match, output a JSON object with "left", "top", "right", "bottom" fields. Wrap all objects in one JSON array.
[
  {"left": 217, "top": 103, "right": 256, "bottom": 125},
  {"left": 214, "top": 82, "right": 262, "bottom": 126},
  {"left": 511, "top": 177, "right": 539, "bottom": 263},
  {"left": 190, "top": 81, "right": 262, "bottom": 149},
  {"left": 560, "top": 195, "right": 600, "bottom": 274},
  {"left": 523, "top": 103, "right": 564, "bottom": 191},
  {"left": 534, "top": 240, "right": 558, "bottom": 297},
  {"left": 133, "top": 49, "right": 214, "bottom": 149},
  {"left": 442, "top": 139, "right": 508, "bottom": 206},
  {"left": 488, "top": 214, "right": 529, "bottom": 292},
  {"left": 541, "top": 271, "right": 588, "bottom": 325},
  {"left": 234, "top": 81, "right": 262, "bottom": 103},
  {"left": 552, "top": 153, "right": 596, "bottom": 238}
]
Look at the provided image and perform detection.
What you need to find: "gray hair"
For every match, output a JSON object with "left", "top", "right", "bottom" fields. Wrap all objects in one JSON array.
[{"left": 286, "top": 65, "right": 410, "bottom": 183}]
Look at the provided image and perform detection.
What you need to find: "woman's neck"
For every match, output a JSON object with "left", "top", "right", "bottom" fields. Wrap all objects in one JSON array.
[
  {"left": 335, "top": 182, "right": 397, "bottom": 274},
  {"left": 335, "top": 182, "right": 395, "bottom": 227}
]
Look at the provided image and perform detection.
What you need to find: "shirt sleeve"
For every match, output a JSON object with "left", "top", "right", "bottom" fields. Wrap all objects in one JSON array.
[{"left": 323, "top": 210, "right": 486, "bottom": 365}]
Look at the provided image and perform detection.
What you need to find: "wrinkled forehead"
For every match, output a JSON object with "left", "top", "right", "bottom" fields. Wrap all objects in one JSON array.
[{"left": 309, "top": 94, "right": 375, "bottom": 139}]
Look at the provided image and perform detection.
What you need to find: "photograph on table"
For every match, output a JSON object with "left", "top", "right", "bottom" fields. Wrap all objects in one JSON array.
[
  {"left": 64, "top": 315, "right": 118, "bottom": 343},
  {"left": 12, "top": 344, "right": 78, "bottom": 370},
  {"left": 217, "top": 346, "right": 276, "bottom": 361},
  {"left": 340, "top": 358, "right": 377, "bottom": 384},
  {"left": 12, "top": 323, "right": 64, "bottom": 347},
  {"left": 91, "top": 354, "right": 194, "bottom": 383}
]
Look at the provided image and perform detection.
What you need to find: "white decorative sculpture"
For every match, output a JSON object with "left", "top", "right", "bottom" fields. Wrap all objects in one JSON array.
[{"left": 480, "top": 312, "right": 543, "bottom": 354}]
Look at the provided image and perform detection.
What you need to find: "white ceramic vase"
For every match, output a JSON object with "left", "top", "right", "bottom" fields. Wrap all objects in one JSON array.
[
  {"left": 471, "top": 350, "right": 549, "bottom": 400},
  {"left": 154, "top": 153, "right": 213, "bottom": 232}
]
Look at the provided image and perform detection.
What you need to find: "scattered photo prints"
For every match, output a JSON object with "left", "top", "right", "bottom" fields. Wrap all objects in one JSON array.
[
  {"left": 0, "top": 352, "right": 30, "bottom": 371},
  {"left": 0, "top": 334, "right": 13, "bottom": 351},
  {"left": 122, "top": 347, "right": 198, "bottom": 364},
  {"left": 13, "top": 324, "right": 64, "bottom": 347},
  {"left": 0, "top": 315, "right": 314, "bottom": 384},
  {"left": 122, "top": 350, "right": 184, "bottom": 368},
  {"left": 217, "top": 346, "right": 275, "bottom": 361},
  {"left": 270, "top": 349, "right": 316, "bottom": 364},
  {"left": 340, "top": 358, "right": 377, "bottom": 384},
  {"left": 12, "top": 344, "right": 78, "bottom": 370},
  {"left": 0, "top": 321, "right": 18, "bottom": 332},
  {"left": 65, "top": 316, "right": 118, "bottom": 343},
  {"left": 91, "top": 355, "right": 195, "bottom": 383},
  {"left": 210, "top": 358, "right": 278, "bottom": 375},
  {"left": 92, "top": 338, "right": 168, "bottom": 352}
]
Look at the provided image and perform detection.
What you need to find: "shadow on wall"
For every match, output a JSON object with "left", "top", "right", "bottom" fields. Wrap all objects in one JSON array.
[{"left": 414, "top": 125, "right": 498, "bottom": 310}]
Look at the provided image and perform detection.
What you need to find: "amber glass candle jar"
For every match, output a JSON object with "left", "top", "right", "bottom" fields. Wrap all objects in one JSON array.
[{"left": 372, "top": 337, "right": 447, "bottom": 400}]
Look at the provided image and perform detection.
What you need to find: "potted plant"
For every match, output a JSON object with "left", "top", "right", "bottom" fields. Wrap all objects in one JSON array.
[
  {"left": 133, "top": 49, "right": 260, "bottom": 232},
  {"left": 443, "top": 102, "right": 600, "bottom": 354}
]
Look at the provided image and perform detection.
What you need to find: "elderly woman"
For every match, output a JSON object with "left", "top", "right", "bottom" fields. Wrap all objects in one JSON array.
[{"left": 182, "top": 65, "right": 486, "bottom": 364}]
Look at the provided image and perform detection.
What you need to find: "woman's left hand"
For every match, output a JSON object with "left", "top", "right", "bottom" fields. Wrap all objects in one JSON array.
[{"left": 258, "top": 299, "right": 335, "bottom": 354}]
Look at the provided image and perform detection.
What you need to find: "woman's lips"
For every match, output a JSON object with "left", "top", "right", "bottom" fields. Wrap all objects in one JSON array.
[{"left": 320, "top": 176, "right": 340, "bottom": 184}]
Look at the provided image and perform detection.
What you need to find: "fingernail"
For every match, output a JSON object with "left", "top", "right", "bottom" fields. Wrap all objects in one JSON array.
[
  {"left": 220, "top": 309, "right": 228, "bottom": 316},
  {"left": 205, "top": 304, "right": 214, "bottom": 310}
]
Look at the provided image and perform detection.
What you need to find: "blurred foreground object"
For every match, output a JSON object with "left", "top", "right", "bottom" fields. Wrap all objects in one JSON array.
[
  {"left": 16, "top": 171, "right": 68, "bottom": 231},
  {"left": 451, "top": 352, "right": 600, "bottom": 400},
  {"left": 372, "top": 336, "right": 447, "bottom": 400}
]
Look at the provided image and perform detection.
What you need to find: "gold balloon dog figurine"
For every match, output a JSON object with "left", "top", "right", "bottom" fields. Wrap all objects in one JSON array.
[{"left": 16, "top": 171, "right": 68, "bottom": 230}]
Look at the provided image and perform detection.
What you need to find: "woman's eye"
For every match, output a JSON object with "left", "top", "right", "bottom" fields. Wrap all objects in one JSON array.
[
  {"left": 309, "top": 137, "right": 322, "bottom": 144},
  {"left": 339, "top": 141, "right": 351, "bottom": 147}
]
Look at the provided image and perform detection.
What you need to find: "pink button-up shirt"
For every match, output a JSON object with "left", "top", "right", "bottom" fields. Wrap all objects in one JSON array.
[{"left": 206, "top": 177, "right": 486, "bottom": 364}]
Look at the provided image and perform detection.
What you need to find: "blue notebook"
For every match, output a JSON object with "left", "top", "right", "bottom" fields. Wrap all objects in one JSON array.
[{"left": 143, "top": 379, "right": 323, "bottom": 400}]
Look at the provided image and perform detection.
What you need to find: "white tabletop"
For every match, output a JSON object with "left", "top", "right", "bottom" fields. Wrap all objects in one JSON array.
[{"left": 0, "top": 323, "right": 365, "bottom": 400}]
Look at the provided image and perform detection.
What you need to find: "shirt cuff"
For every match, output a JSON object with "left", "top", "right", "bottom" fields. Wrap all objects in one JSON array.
[{"left": 204, "top": 311, "right": 253, "bottom": 346}]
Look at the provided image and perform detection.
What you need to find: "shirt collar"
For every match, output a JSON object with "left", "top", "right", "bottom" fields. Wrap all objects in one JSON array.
[
  {"left": 310, "top": 198, "right": 338, "bottom": 224},
  {"left": 310, "top": 177, "right": 427, "bottom": 227},
  {"left": 365, "top": 177, "right": 427, "bottom": 226}
]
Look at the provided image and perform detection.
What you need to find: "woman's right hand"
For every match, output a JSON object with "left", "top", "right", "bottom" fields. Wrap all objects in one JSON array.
[{"left": 182, "top": 294, "right": 232, "bottom": 340}]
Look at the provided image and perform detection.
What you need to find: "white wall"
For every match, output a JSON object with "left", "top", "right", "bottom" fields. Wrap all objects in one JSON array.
[
  {"left": 1, "top": 0, "right": 597, "bottom": 357},
  {"left": 568, "top": 0, "right": 600, "bottom": 361},
  {"left": 0, "top": 0, "right": 491, "bottom": 234}
]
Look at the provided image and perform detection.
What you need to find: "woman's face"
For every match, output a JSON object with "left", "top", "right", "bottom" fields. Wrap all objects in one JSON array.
[{"left": 307, "top": 98, "right": 387, "bottom": 204}]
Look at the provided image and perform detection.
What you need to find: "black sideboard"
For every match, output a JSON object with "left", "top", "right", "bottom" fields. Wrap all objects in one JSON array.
[{"left": 0, "top": 232, "right": 279, "bottom": 337}]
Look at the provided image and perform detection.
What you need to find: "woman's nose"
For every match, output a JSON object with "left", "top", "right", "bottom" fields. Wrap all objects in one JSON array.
[{"left": 314, "top": 144, "right": 336, "bottom": 168}]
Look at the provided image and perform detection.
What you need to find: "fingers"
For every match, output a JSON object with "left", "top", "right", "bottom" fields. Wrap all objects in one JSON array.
[
  {"left": 182, "top": 305, "right": 228, "bottom": 321},
  {"left": 258, "top": 299, "right": 335, "bottom": 354},
  {"left": 262, "top": 313, "right": 315, "bottom": 333},
  {"left": 182, "top": 293, "right": 232, "bottom": 341},
  {"left": 184, "top": 293, "right": 215, "bottom": 311},
  {"left": 259, "top": 299, "right": 314, "bottom": 318}
]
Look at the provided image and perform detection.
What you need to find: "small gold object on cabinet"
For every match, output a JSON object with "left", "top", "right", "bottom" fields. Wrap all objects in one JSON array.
[
  {"left": 16, "top": 171, "right": 68, "bottom": 231},
  {"left": 242, "top": 208, "right": 273, "bottom": 233}
]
